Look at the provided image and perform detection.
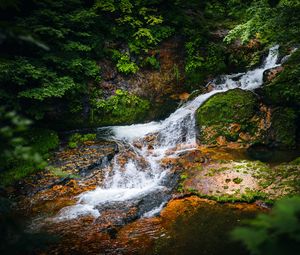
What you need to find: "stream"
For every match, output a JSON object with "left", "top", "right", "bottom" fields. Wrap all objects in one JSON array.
[{"left": 55, "top": 45, "right": 280, "bottom": 222}]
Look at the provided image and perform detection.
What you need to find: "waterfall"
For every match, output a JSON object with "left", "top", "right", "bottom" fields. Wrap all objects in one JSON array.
[{"left": 56, "top": 45, "right": 280, "bottom": 221}]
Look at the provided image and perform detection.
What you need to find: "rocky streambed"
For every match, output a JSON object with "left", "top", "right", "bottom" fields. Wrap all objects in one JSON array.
[{"left": 6, "top": 138, "right": 299, "bottom": 255}]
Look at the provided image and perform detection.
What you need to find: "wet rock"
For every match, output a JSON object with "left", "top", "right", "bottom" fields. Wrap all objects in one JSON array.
[
  {"left": 53, "top": 141, "right": 118, "bottom": 178},
  {"left": 13, "top": 140, "right": 118, "bottom": 202},
  {"left": 216, "top": 136, "right": 227, "bottom": 146},
  {"left": 263, "top": 66, "right": 284, "bottom": 83},
  {"left": 239, "top": 132, "right": 252, "bottom": 141},
  {"left": 182, "top": 157, "right": 300, "bottom": 202}
]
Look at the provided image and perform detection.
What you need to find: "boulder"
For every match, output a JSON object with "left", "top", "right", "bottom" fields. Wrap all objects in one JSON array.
[{"left": 196, "top": 89, "right": 297, "bottom": 148}]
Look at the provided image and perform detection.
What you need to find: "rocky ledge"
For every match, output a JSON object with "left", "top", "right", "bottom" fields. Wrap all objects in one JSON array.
[{"left": 176, "top": 148, "right": 300, "bottom": 203}]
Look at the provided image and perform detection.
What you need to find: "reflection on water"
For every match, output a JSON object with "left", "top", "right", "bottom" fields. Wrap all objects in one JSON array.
[
  {"left": 247, "top": 144, "right": 300, "bottom": 164},
  {"left": 153, "top": 198, "right": 260, "bottom": 255}
]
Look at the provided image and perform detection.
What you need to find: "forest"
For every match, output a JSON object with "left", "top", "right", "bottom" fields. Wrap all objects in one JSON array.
[{"left": 1, "top": 0, "right": 300, "bottom": 254}]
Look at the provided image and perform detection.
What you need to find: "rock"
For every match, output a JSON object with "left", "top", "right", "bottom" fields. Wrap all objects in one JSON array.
[
  {"left": 263, "top": 66, "right": 284, "bottom": 83},
  {"left": 99, "top": 60, "right": 118, "bottom": 81},
  {"left": 133, "top": 142, "right": 143, "bottom": 149},
  {"left": 196, "top": 89, "right": 258, "bottom": 146},
  {"left": 229, "top": 123, "right": 241, "bottom": 133},
  {"left": 196, "top": 89, "right": 258, "bottom": 126},
  {"left": 178, "top": 92, "right": 190, "bottom": 101},
  {"left": 269, "top": 107, "right": 297, "bottom": 148},
  {"left": 260, "top": 49, "right": 300, "bottom": 107},
  {"left": 216, "top": 136, "right": 227, "bottom": 146},
  {"left": 182, "top": 158, "right": 300, "bottom": 202},
  {"left": 239, "top": 132, "right": 252, "bottom": 141},
  {"left": 206, "top": 83, "right": 215, "bottom": 92},
  {"left": 195, "top": 88, "right": 297, "bottom": 149}
]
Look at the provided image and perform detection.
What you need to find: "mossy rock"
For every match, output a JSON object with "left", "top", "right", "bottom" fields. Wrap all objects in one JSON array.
[
  {"left": 271, "top": 108, "right": 297, "bottom": 148},
  {"left": 261, "top": 49, "right": 300, "bottom": 106},
  {"left": 196, "top": 88, "right": 258, "bottom": 126}
]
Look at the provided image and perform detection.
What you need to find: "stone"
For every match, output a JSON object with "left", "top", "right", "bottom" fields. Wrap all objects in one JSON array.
[
  {"left": 216, "top": 136, "right": 227, "bottom": 146},
  {"left": 263, "top": 66, "right": 284, "bottom": 83}
]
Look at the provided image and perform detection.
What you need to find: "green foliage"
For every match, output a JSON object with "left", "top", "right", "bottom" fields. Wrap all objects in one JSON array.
[
  {"left": 232, "top": 196, "right": 300, "bottom": 255},
  {"left": 290, "top": 157, "right": 300, "bottom": 165},
  {"left": 96, "top": 0, "right": 174, "bottom": 55},
  {"left": 0, "top": 108, "right": 59, "bottom": 185},
  {"left": 143, "top": 56, "right": 160, "bottom": 69},
  {"left": 0, "top": 109, "right": 42, "bottom": 171},
  {"left": 185, "top": 42, "right": 227, "bottom": 87},
  {"left": 91, "top": 89, "right": 150, "bottom": 125},
  {"left": 68, "top": 133, "right": 97, "bottom": 148},
  {"left": 112, "top": 51, "right": 139, "bottom": 74},
  {"left": 0, "top": 127, "right": 59, "bottom": 186},
  {"left": 225, "top": 0, "right": 300, "bottom": 45}
]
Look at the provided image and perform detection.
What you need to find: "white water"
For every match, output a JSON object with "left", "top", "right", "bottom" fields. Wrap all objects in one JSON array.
[{"left": 56, "top": 45, "right": 280, "bottom": 221}]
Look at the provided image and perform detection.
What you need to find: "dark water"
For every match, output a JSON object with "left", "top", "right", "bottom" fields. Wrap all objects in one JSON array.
[
  {"left": 153, "top": 202, "right": 258, "bottom": 255},
  {"left": 246, "top": 144, "right": 300, "bottom": 164}
]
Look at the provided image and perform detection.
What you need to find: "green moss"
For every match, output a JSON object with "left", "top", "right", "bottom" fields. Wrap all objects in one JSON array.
[
  {"left": 233, "top": 177, "right": 243, "bottom": 184},
  {"left": 290, "top": 157, "right": 300, "bottom": 165},
  {"left": 68, "top": 133, "right": 97, "bottom": 148},
  {"left": 48, "top": 166, "right": 80, "bottom": 179},
  {"left": 91, "top": 89, "right": 150, "bottom": 126},
  {"left": 180, "top": 174, "right": 188, "bottom": 180},
  {"left": 263, "top": 49, "right": 300, "bottom": 106},
  {"left": 271, "top": 108, "right": 296, "bottom": 148},
  {"left": 196, "top": 89, "right": 260, "bottom": 145},
  {"left": 196, "top": 89, "right": 257, "bottom": 126},
  {"left": 196, "top": 189, "right": 269, "bottom": 203}
]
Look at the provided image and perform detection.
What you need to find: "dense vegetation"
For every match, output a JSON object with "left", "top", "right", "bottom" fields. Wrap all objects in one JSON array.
[{"left": 0, "top": 0, "right": 299, "bottom": 183}]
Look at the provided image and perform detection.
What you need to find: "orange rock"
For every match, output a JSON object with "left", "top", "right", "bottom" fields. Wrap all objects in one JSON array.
[
  {"left": 229, "top": 123, "right": 241, "bottom": 133},
  {"left": 179, "top": 92, "right": 190, "bottom": 100},
  {"left": 227, "top": 142, "right": 244, "bottom": 149},
  {"left": 239, "top": 132, "right": 252, "bottom": 141},
  {"left": 216, "top": 136, "right": 227, "bottom": 146}
]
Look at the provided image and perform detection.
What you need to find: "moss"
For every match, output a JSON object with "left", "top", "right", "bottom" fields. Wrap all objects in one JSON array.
[
  {"left": 48, "top": 166, "right": 80, "bottom": 179},
  {"left": 195, "top": 190, "right": 269, "bottom": 203},
  {"left": 262, "top": 49, "right": 300, "bottom": 106},
  {"left": 271, "top": 108, "right": 296, "bottom": 148},
  {"left": 233, "top": 177, "right": 243, "bottom": 184},
  {"left": 68, "top": 133, "right": 96, "bottom": 148},
  {"left": 0, "top": 162, "right": 45, "bottom": 186},
  {"left": 90, "top": 89, "right": 150, "bottom": 126},
  {"left": 290, "top": 157, "right": 300, "bottom": 165},
  {"left": 196, "top": 89, "right": 258, "bottom": 126},
  {"left": 180, "top": 174, "right": 188, "bottom": 180},
  {"left": 196, "top": 89, "right": 259, "bottom": 144}
]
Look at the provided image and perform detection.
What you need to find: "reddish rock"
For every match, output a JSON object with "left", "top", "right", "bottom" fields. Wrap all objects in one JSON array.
[
  {"left": 216, "top": 136, "right": 227, "bottom": 146},
  {"left": 263, "top": 66, "right": 284, "bottom": 83}
]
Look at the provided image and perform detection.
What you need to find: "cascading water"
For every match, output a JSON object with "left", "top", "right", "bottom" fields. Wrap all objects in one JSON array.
[{"left": 56, "top": 45, "right": 280, "bottom": 221}]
